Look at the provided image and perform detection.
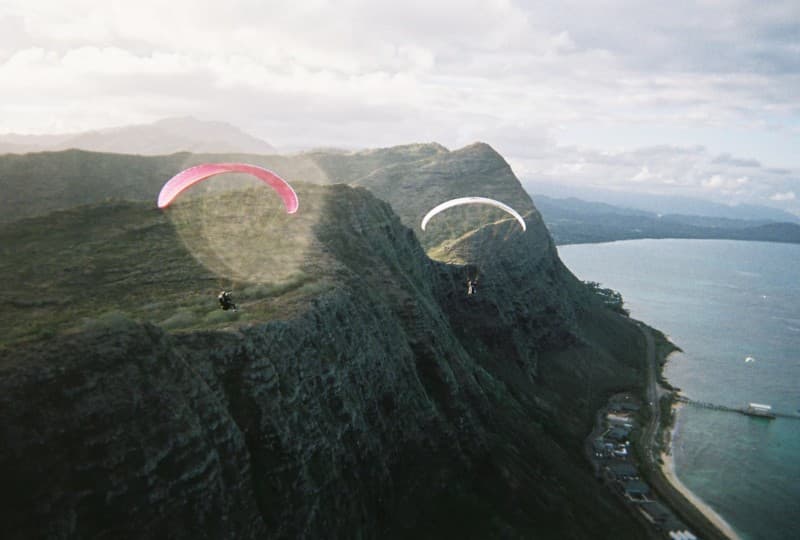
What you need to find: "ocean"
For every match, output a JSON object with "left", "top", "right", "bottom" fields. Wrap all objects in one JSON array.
[{"left": 558, "top": 239, "right": 800, "bottom": 540}]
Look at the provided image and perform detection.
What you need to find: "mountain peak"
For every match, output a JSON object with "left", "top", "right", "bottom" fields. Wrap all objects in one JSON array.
[{"left": 0, "top": 117, "right": 275, "bottom": 156}]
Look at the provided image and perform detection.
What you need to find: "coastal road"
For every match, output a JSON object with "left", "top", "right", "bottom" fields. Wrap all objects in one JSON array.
[
  {"left": 635, "top": 322, "right": 732, "bottom": 540},
  {"left": 639, "top": 323, "right": 659, "bottom": 462}
]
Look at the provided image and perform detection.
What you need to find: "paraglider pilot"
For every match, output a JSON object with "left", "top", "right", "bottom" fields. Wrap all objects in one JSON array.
[{"left": 218, "top": 290, "right": 237, "bottom": 311}]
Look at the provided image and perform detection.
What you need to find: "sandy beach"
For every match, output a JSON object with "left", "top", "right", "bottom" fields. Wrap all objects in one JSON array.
[{"left": 661, "top": 404, "right": 742, "bottom": 540}]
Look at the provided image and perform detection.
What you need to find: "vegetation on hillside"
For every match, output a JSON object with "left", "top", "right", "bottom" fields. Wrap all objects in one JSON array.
[
  {"left": 584, "top": 280, "right": 629, "bottom": 315},
  {"left": 0, "top": 144, "right": 659, "bottom": 538},
  {"left": 0, "top": 186, "right": 337, "bottom": 346}
]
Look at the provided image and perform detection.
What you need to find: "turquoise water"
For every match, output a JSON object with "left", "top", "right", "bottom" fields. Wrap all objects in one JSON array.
[{"left": 558, "top": 239, "right": 800, "bottom": 540}]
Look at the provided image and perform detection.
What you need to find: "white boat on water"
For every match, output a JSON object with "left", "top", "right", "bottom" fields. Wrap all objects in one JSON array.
[{"left": 742, "top": 402, "right": 776, "bottom": 419}]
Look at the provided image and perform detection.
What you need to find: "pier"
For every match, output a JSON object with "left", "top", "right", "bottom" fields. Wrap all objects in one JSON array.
[{"left": 676, "top": 396, "right": 800, "bottom": 420}]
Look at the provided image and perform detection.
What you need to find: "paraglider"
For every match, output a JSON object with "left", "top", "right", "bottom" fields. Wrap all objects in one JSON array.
[
  {"left": 466, "top": 279, "right": 477, "bottom": 296},
  {"left": 218, "top": 290, "right": 237, "bottom": 311},
  {"left": 420, "top": 197, "right": 526, "bottom": 232},
  {"left": 157, "top": 163, "right": 299, "bottom": 213},
  {"left": 420, "top": 197, "right": 525, "bottom": 298}
]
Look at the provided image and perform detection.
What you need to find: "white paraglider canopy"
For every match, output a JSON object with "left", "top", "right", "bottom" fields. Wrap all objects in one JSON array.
[{"left": 420, "top": 197, "right": 526, "bottom": 231}]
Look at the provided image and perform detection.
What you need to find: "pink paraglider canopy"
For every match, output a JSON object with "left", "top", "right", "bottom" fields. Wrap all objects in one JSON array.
[{"left": 157, "top": 163, "right": 299, "bottom": 213}]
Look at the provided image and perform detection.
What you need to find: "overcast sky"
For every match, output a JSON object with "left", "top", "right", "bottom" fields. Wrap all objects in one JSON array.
[{"left": 2, "top": 0, "right": 799, "bottom": 214}]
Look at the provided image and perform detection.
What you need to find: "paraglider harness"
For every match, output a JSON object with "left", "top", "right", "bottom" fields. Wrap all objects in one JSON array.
[
  {"left": 218, "top": 290, "right": 237, "bottom": 311},
  {"left": 466, "top": 279, "right": 477, "bottom": 296}
]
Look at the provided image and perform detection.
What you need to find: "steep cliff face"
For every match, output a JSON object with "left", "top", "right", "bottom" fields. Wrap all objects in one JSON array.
[
  {"left": 330, "top": 142, "right": 646, "bottom": 438},
  {"left": 1, "top": 146, "right": 648, "bottom": 538},
  {"left": 0, "top": 322, "right": 265, "bottom": 539}
]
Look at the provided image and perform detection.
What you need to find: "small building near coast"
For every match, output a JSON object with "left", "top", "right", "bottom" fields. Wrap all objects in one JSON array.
[
  {"left": 606, "top": 426, "right": 631, "bottom": 442},
  {"left": 606, "top": 411, "right": 634, "bottom": 427},
  {"left": 668, "top": 530, "right": 698, "bottom": 540},
  {"left": 605, "top": 462, "right": 638, "bottom": 481},
  {"left": 609, "top": 400, "right": 640, "bottom": 414},
  {"left": 637, "top": 501, "right": 670, "bottom": 528},
  {"left": 621, "top": 479, "right": 651, "bottom": 502},
  {"left": 593, "top": 438, "right": 614, "bottom": 458},
  {"left": 744, "top": 402, "right": 776, "bottom": 419},
  {"left": 638, "top": 501, "right": 688, "bottom": 533}
]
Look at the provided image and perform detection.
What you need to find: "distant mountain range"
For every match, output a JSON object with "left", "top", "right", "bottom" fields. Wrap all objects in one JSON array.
[
  {"left": 0, "top": 117, "right": 275, "bottom": 156},
  {"left": 534, "top": 194, "right": 800, "bottom": 245},
  {"left": 528, "top": 181, "right": 800, "bottom": 223}
]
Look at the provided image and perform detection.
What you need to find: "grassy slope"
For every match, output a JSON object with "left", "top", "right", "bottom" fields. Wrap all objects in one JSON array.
[
  {"left": 0, "top": 186, "right": 338, "bottom": 346},
  {"left": 1, "top": 143, "right": 521, "bottom": 344}
]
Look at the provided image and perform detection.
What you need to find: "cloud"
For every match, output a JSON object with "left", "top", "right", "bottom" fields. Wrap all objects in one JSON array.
[
  {"left": 712, "top": 153, "right": 762, "bottom": 168},
  {"left": 3, "top": 1, "right": 798, "bottom": 136},
  {"left": 518, "top": 142, "right": 799, "bottom": 215},
  {"left": 0, "top": 0, "right": 797, "bottom": 214},
  {"left": 702, "top": 175, "right": 725, "bottom": 189},
  {"left": 770, "top": 191, "right": 796, "bottom": 201},
  {"left": 631, "top": 166, "right": 654, "bottom": 183}
]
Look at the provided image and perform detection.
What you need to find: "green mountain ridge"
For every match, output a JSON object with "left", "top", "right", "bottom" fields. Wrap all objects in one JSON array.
[{"left": 1, "top": 144, "right": 662, "bottom": 538}]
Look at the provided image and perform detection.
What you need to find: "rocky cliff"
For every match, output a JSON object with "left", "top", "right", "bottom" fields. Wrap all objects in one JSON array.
[{"left": 1, "top": 145, "right": 649, "bottom": 538}]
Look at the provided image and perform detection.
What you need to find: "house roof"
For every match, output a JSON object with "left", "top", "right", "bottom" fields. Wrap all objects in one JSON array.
[
  {"left": 623, "top": 479, "right": 650, "bottom": 495},
  {"left": 607, "top": 463, "right": 637, "bottom": 477}
]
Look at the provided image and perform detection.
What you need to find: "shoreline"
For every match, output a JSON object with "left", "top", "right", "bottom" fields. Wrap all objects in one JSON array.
[
  {"left": 637, "top": 326, "right": 736, "bottom": 540},
  {"left": 660, "top": 403, "right": 741, "bottom": 540}
]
